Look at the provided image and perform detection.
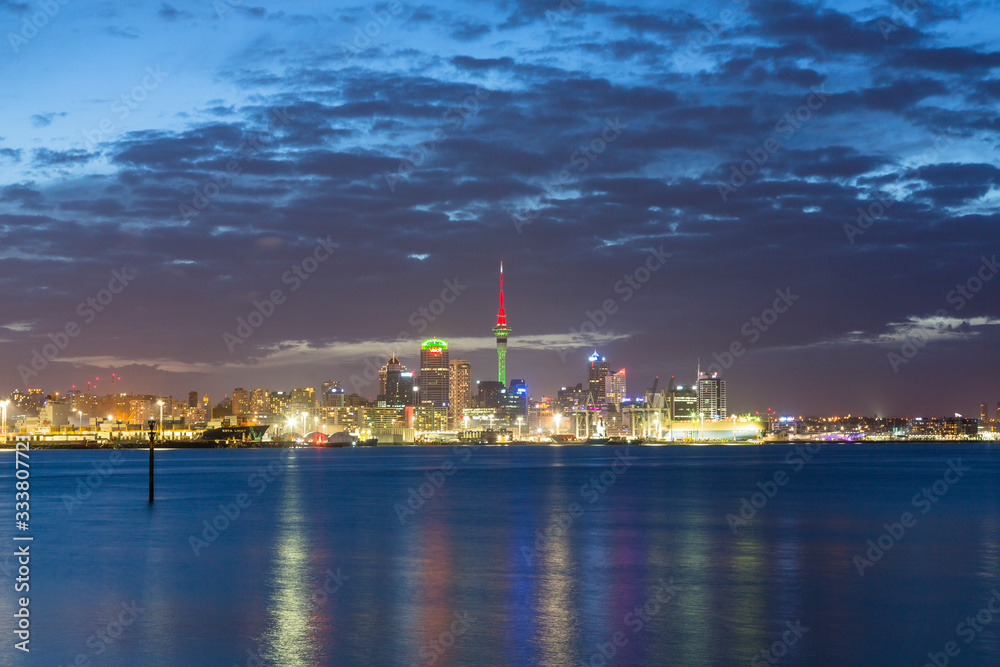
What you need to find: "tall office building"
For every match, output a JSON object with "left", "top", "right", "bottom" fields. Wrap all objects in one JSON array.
[
  {"left": 492, "top": 262, "right": 511, "bottom": 385},
  {"left": 188, "top": 390, "right": 198, "bottom": 408},
  {"left": 697, "top": 371, "right": 727, "bottom": 419},
  {"left": 507, "top": 379, "right": 528, "bottom": 420},
  {"left": 378, "top": 355, "right": 414, "bottom": 407},
  {"left": 379, "top": 357, "right": 406, "bottom": 396},
  {"left": 605, "top": 369, "right": 627, "bottom": 407},
  {"left": 477, "top": 380, "right": 505, "bottom": 409},
  {"left": 982, "top": 403, "right": 989, "bottom": 423},
  {"left": 587, "top": 351, "right": 610, "bottom": 405},
  {"left": 449, "top": 359, "right": 472, "bottom": 424},
  {"left": 232, "top": 387, "right": 250, "bottom": 415},
  {"left": 418, "top": 338, "right": 450, "bottom": 408}
]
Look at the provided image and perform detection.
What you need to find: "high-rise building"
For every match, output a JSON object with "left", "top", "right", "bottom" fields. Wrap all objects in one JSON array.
[
  {"left": 232, "top": 388, "right": 250, "bottom": 416},
  {"left": 587, "top": 351, "right": 610, "bottom": 405},
  {"left": 981, "top": 403, "right": 988, "bottom": 423},
  {"left": 606, "top": 369, "right": 627, "bottom": 407},
  {"left": 379, "top": 356, "right": 406, "bottom": 397},
  {"left": 378, "top": 355, "right": 415, "bottom": 407},
  {"left": 288, "top": 388, "right": 316, "bottom": 415},
  {"left": 187, "top": 390, "right": 198, "bottom": 408},
  {"left": 556, "top": 383, "right": 585, "bottom": 413},
  {"left": 697, "top": 372, "right": 727, "bottom": 419},
  {"left": 507, "top": 379, "right": 528, "bottom": 420},
  {"left": 477, "top": 380, "right": 505, "bottom": 410},
  {"left": 418, "top": 338, "right": 450, "bottom": 410},
  {"left": 449, "top": 359, "right": 472, "bottom": 425},
  {"left": 492, "top": 262, "right": 511, "bottom": 385},
  {"left": 250, "top": 388, "right": 270, "bottom": 414}
]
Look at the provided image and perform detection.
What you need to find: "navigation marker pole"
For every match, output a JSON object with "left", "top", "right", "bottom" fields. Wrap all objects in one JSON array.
[{"left": 147, "top": 419, "right": 156, "bottom": 502}]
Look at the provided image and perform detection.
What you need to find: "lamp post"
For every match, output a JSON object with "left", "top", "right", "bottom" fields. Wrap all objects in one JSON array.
[
  {"left": 158, "top": 400, "right": 164, "bottom": 437},
  {"left": 554, "top": 413, "right": 561, "bottom": 437},
  {"left": 0, "top": 400, "right": 8, "bottom": 442},
  {"left": 300, "top": 411, "right": 307, "bottom": 436},
  {"left": 517, "top": 416, "right": 523, "bottom": 440}
]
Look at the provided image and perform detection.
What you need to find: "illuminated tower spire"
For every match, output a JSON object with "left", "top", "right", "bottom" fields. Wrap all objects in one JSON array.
[{"left": 492, "top": 261, "right": 511, "bottom": 385}]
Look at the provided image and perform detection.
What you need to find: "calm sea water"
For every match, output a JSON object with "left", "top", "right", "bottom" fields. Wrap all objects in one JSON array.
[{"left": 0, "top": 443, "right": 998, "bottom": 666}]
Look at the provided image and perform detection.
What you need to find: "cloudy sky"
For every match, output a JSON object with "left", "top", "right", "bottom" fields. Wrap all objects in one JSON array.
[{"left": 0, "top": 0, "right": 998, "bottom": 415}]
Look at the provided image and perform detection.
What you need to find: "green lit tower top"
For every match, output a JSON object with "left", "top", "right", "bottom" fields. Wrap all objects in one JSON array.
[{"left": 492, "top": 261, "right": 511, "bottom": 385}]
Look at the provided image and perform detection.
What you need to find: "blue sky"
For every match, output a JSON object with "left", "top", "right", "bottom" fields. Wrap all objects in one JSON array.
[{"left": 1, "top": 0, "right": 999, "bottom": 414}]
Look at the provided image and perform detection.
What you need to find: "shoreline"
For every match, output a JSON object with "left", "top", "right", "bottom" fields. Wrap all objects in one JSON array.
[{"left": 0, "top": 438, "right": 991, "bottom": 451}]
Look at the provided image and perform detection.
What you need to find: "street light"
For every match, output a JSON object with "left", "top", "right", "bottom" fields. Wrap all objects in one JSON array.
[
  {"left": 0, "top": 400, "right": 8, "bottom": 442},
  {"left": 157, "top": 400, "right": 164, "bottom": 437},
  {"left": 554, "top": 413, "right": 562, "bottom": 436},
  {"left": 517, "top": 416, "right": 523, "bottom": 440},
  {"left": 300, "top": 411, "right": 307, "bottom": 435}
]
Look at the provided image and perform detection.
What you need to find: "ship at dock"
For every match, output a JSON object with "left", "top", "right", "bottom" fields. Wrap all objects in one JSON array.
[{"left": 196, "top": 424, "right": 270, "bottom": 445}]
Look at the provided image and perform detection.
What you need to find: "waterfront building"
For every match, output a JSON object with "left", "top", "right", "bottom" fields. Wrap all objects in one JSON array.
[
  {"left": 908, "top": 417, "right": 978, "bottom": 437},
  {"left": 697, "top": 371, "right": 727, "bottom": 419}
]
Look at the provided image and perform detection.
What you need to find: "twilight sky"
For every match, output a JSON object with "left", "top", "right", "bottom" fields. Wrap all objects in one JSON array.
[{"left": 1, "top": 0, "right": 998, "bottom": 416}]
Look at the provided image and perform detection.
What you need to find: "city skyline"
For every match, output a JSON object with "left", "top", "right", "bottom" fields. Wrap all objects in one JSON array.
[{"left": 0, "top": 0, "right": 997, "bottom": 416}]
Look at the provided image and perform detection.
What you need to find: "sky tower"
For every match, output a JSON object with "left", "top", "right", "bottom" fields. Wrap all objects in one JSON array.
[{"left": 492, "top": 261, "right": 511, "bottom": 385}]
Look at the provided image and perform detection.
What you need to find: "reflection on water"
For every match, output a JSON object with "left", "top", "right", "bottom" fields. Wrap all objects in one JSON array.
[
  {"left": 0, "top": 443, "right": 998, "bottom": 666},
  {"left": 260, "top": 456, "right": 316, "bottom": 666}
]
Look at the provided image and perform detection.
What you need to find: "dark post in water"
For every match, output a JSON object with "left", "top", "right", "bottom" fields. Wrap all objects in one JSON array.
[{"left": 147, "top": 418, "right": 156, "bottom": 502}]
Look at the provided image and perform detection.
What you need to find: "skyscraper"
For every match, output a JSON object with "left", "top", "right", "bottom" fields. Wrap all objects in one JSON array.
[
  {"left": 250, "top": 388, "right": 270, "bottom": 414},
  {"left": 605, "top": 369, "right": 627, "bottom": 407},
  {"left": 418, "top": 338, "right": 450, "bottom": 408},
  {"left": 697, "top": 371, "right": 727, "bottom": 420},
  {"left": 379, "top": 356, "right": 406, "bottom": 397},
  {"left": 982, "top": 403, "right": 989, "bottom": 423},
  {"left": 378, "top": 355, "right": 414, "bottom": 407},
  {"left": 492, "top": 262, "right": 511, "bottom": 385},
  {"left": 449, "top": 359, "right": 472, "bottom": 425},
  {"left": 232, "top": 387, "right": 250, "bottom": 416},
  {"left": 507, "top": 378, "right": 528, "bottom": 420},
  {"left": 587, "top": 351, "right": 610, "bottom": 405}
]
